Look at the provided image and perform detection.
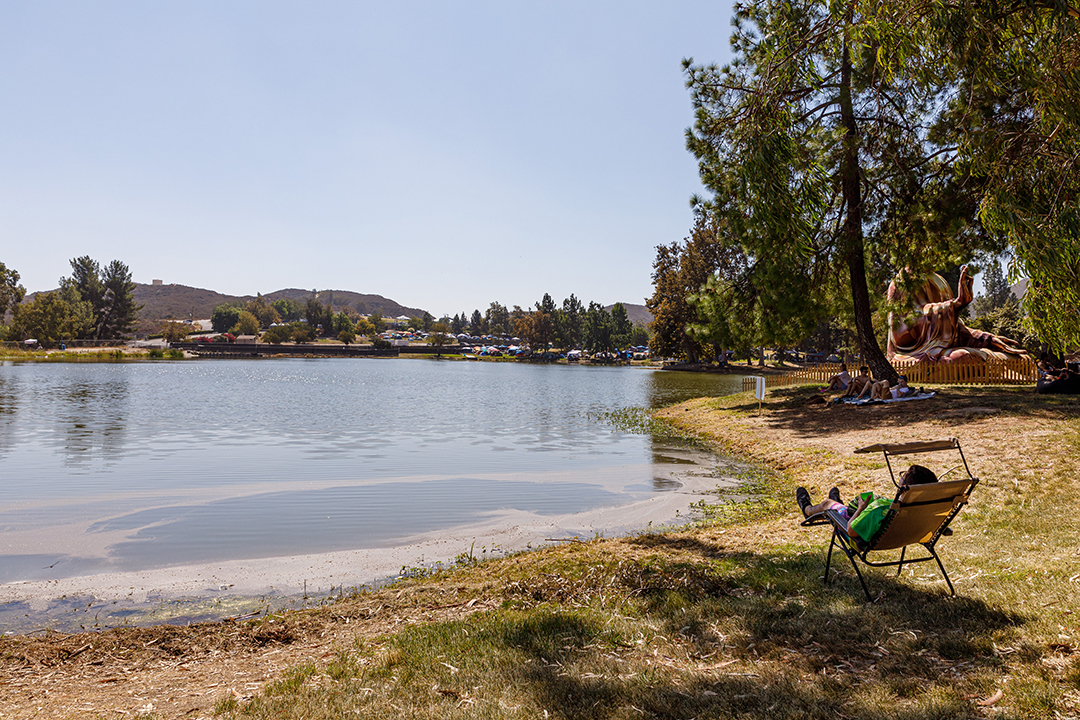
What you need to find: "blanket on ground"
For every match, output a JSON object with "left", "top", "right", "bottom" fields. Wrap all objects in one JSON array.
[{"left": 833, "top": 391, "right": 937, "bottom": 406}]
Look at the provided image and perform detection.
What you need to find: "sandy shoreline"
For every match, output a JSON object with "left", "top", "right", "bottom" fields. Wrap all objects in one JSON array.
[{"left": 0, "top": 452, "right": 748, "bottom": 622}]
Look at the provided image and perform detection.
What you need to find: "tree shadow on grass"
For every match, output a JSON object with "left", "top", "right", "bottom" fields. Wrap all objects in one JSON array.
[
  {"left": 479, "top": 531, "right": 1029, "bottom": 719},
  {"left": 720, "top": 385, "right": 1080, "bottom": 440},
  {"left": 628, "top": 533, "right": 1022, "bottom": 692},
  {"left": 499, "top": 612, "right": 846, "bottom": 720}
]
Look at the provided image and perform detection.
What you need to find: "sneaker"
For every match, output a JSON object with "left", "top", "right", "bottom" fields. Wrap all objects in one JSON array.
[
  {"left": 795, "top": 487, "right": 812, "bottom": 516},
  {"left": 828, "top": 487, "right": 842, "bottom": 503}
]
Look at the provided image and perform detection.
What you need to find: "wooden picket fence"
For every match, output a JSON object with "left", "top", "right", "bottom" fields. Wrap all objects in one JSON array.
[{"left": 740, "top": 356, "right": 1038, "bottom": 393}]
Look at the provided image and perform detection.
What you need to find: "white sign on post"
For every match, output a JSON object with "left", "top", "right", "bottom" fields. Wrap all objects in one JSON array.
[{"left": 754, "top": 376, "right": 765, "bottom": 401}]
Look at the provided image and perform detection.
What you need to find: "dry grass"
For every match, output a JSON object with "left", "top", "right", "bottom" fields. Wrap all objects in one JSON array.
[{"left": 3, "top": 385, "right": 1079, "bottom": 719}]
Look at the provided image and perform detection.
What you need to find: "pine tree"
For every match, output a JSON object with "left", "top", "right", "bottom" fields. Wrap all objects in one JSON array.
[
  {"left": 683, "top": 1, "right": 997, "bottom": 380},
  {"left": 61, "top": 256, "right": 140, "bottom": 339}
]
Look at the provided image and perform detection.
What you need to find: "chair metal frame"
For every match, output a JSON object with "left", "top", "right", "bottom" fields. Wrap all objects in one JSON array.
[{"left": 801, "top": 438, "right": 979, "bottom": 601}]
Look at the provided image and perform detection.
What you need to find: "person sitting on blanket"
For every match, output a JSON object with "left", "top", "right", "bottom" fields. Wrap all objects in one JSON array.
[
  {"left": 1038, "top": 356, "right": 1058, "bottom": 380},
  {"left": 795, "top": 465, "right": 938, "bottom": 541},
  {"left": 857, "top": 374, "right": 919, "bottom": 401},
  {"left": 843, "top": 366, "right": 872, "bottom": 397},
  {"left": 820, "top": 363, "right": 851, "bottom": 392},
  {"left": 853, "top": 376, "right": 882, "bottom": 400}
]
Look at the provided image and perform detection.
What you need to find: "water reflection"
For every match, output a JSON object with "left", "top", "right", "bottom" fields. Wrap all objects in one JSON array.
[
  {"left": 0, "top": 373, "right": 17, "bottom": 460},
  {"left": 55, "top": 377, "right": 129, "bottom": 466},
  {"left": 643, "top": 368, "right": 746, "bottom": 408}
]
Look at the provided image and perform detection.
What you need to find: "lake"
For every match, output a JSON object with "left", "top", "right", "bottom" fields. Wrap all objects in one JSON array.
[{"left": 0, "top": 358, "right": 749, "bottom": 618}]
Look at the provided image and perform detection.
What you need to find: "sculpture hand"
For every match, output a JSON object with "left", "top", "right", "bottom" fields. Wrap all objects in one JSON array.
[{"left": 956, "top": 264, "right": 974, "bottom": 308}]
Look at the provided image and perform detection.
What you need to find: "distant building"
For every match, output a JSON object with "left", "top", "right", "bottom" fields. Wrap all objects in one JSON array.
[{"left": 152, "top": 279, "right": 163, "bottom": 286}]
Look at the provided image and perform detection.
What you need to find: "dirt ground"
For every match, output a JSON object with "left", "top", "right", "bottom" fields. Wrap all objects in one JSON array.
[{"left": 0, "top": 584, "right": 496, "bottom": 719}]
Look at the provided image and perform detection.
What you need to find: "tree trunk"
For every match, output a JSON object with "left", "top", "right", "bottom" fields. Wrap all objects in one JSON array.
[
  {"left": 838, "top": 32, "right": 897, "bottom": 384},
  {"left": 682, "top": 333, "right": 699, "bottom": 364}
]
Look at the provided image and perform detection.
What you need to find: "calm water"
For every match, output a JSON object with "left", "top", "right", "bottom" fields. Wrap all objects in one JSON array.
[{"left": 0, "top": 359, "right": 747, "bottom": 583}]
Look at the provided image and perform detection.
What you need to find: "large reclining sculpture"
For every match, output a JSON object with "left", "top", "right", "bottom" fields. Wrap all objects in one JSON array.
[{"left": 887, "top": 265, "right": 1028, "bottom": 363}]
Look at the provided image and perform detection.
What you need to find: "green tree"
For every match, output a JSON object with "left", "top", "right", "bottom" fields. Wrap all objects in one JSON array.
[
  {"left": 260, "top": 325, "right": 294, "bottom": 343},
  {"left": 647, "top": 215, "right": 736, "bottom": 361},
  {"left": 368, "top": 310, "right": 386, "bottom": 334},
  {"left": 271, "top": 298, "right": 304, "bottom": 323},
  {"left": 683, "top": 1, "right": 983, "bottom": 381},
  {"left": 337, "top": 329, "right": 356, "bottom": 345},
  {"left": 538, "top": 293, "right": 557, "bottom": 316},
  {"left": 558, "top": 294, "right": 584, "bottom": 349},
  {"left": 291, "top": 323, "right": 316, "bottom": 343},
  {"left": 610, "top": 303, "right": 632, "bottom": 350},
  {"left": 232, "top": 311, "right": 260, "bottom": 336},
  {"left": 161, "top": 320, "right": 190, "bottom": 344},
  {"left": 0, "top": 262, "right": 26, "bottom": 323},
  {"left": 9, "top": 288, "right": 94, "bottom": 345},
  {"left": 512, "top": 308, "right": 555, "bottom": 351},
  {"left": 921, "top": 2, "right": 1080, "bottom": 350},
  {"left": 332, "top": 312, "right": 354, "bottom": 335},
  {"left": 427, "top": 321, "right": 451, "bottom": 355},
  {"left": 62, "top": 257, "right": 141, "bottom": 340},
  {"left": 971, "top": 261, "right": 1014, "bottom": 319},
  {"left": 469, "top": 309, "right": 486, "bottom": 335},
  {"left": 245, "top": 294, "right": 281, "bottom": 328},
  {"left": 353, "top": 317, "right": 375, "bottom": 337},
  {"left": 211, "top": 304, "right": 242, "bottom": 334},
  {"left": 583, "top": 302, "right": 614, "bottom": 354},
  {"left": 967, "top": 261, "right": 1031, "bottom": 351},
  {"left": 485, "top": 302, "right": 509, "bottom": 336},
  {"left": 305, "top": 296, "right": 331, "bottom": 335}
]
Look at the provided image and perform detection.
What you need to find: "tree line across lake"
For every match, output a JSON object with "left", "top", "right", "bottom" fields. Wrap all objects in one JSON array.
[
  {"left": 0, "top": 259, "right": 651, "bottom": 356},
  {"left": 0, "top": 257, "right": 139, "bottom": 346},
  {"left": 202, "top": 292, "right": 650, "bottom": 355}
]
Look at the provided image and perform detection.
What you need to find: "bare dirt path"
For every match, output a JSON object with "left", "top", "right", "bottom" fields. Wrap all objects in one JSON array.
[{"left": 0, "top": 584, "right": 492, "bottom": 719}]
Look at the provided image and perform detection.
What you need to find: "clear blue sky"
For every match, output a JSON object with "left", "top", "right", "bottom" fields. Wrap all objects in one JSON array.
[{"left": 1, "top": 1, "right": 736, "bottom": 317}]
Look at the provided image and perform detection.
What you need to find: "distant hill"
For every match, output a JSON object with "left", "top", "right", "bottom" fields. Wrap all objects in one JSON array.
[
  {"left": 605, "top": 303, "right": 653, "bottom": 327},
  {"left": 133, "top": 284, "right": 425, "bottom": 334}
]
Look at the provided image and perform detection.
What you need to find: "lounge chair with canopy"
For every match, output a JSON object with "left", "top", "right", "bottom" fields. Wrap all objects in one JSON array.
[{"left": 800, "top": 438, "right": 979, "bottom": 601}]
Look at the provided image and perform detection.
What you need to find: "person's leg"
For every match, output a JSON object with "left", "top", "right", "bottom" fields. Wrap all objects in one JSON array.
[
  {"left": 874, "top": 380, "right": 890, "bottom": 400},
  {"left": 855, "top": 379, "right": 874, "bottom": 398},
  {"left": 797, "top": 487, "right": 845, "bottom": 517},
  {"left": 804, "top": 498, "right": 844, "bottom": 517}
]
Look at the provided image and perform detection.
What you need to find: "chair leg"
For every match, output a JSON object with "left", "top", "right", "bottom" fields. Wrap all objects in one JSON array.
[
  {"left": 930, "top": 548, "right": 956, "bottom": 596},
  {"left": 896, "top": 546, "right": 907, "bottom": 576},
  {"left": 846, "top": 552, "right": 873, "bottom": 602},
  {"left": 830, "top": 531, "right": 872, "bottom": 602},
  {"left": 824, "top": 534, "right": 837, "bottom": 585}
]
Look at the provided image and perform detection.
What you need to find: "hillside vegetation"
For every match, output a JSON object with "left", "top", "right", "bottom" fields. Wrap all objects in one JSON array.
[{"left": 132, "top": 285, "right": 426, "bottom": 335}]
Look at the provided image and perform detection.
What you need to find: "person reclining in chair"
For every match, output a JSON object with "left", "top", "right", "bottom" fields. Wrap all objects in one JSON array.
[{"left": 795, "top": 465, "right": 938, "bottom": 542}]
